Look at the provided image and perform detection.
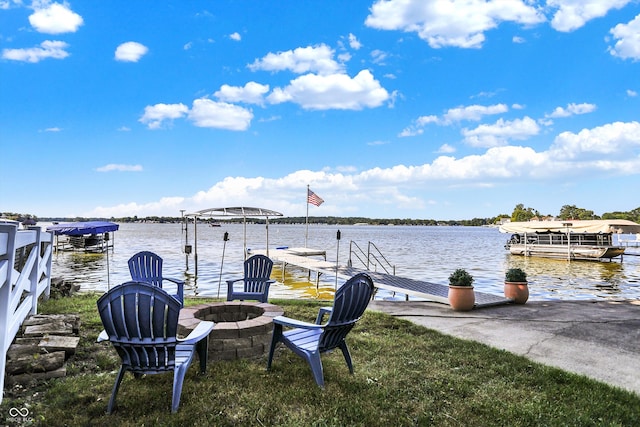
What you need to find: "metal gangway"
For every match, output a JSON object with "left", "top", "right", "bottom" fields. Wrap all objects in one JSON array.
[{"left": 262, "top": 242, "right": 509, "bottom": 308}]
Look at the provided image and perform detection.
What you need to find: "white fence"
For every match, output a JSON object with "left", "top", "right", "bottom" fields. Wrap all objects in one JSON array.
[{"left": 0, "top": 223, "right": 53, "bottom": 404}]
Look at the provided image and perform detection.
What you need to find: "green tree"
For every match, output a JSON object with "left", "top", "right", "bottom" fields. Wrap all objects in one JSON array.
[
  {"left": 558, "top": 205, "right": 598, "bottom": 220},
  {"left": 511, "top": 204, "right": 539, "bottom": 222},
  {"left": 602, "top": 207, "right": 640, "bottom": 222}
]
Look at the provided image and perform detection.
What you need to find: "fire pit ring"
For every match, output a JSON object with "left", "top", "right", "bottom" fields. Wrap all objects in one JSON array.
[{"left": 178, "top": 301, "right": 283, "bottom": 361}]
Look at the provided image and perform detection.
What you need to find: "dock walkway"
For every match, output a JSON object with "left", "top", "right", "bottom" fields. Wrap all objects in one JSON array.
[{"left": 259, "top": 248, "right": 510, "bottom": 308}]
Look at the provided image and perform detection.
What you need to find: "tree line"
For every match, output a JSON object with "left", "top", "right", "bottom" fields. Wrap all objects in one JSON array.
[
  {"left": 3, "top": 205, "right": 640, "bottom": 226},
  {"left": 504, "top": 204, "right": 640, "bottom": 223}
]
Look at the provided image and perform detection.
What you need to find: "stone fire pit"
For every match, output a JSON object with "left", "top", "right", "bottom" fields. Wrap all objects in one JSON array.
[{"left": 178, "top": 301, "right": 284, "bottom": 361}]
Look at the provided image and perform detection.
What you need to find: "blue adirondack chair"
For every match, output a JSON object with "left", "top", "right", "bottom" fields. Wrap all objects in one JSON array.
[
  {"left": 226, "top": 254, "right": 275, "bottom": 303},
  {"left": 128, "top": 251, "right": 184, "bottom": 305},
  {"left": 266, "top": 272, "right": 375, "bottom": 388},
  {"left": 97, "top": 281, "right": 214, "bottom": 414}
]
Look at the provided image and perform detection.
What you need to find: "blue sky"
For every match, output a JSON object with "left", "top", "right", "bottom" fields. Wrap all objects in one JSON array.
[{"left": 1, "top": 1, "right": 639, "bottom": 220}]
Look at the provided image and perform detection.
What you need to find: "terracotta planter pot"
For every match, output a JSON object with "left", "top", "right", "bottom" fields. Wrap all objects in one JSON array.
[
  {"left": 504, "top": 281, "right": 529, "bottom": 304},
  {"left": 448, "top": 286, "right": 475, "bottom": 311}
]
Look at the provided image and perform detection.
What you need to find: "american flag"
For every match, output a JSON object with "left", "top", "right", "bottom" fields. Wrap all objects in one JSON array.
[{"left": 307, "top": 188, "right": 324, "bottom": 206}]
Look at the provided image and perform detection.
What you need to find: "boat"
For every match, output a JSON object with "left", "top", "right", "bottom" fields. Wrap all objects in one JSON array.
[
  {"left": 47, "top": 221, "right": 119, "bottom": 252},
  {"left": 499, "top": 219, "right": 640, "bottom": 261}
]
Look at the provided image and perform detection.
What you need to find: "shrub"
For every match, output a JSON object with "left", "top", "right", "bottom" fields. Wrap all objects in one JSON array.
[
  {"left": 448, "top": 268, "right": 474, "bottom": 287},
  {"left": 505, "top": 267, "right": 527, "bottom": 282}
]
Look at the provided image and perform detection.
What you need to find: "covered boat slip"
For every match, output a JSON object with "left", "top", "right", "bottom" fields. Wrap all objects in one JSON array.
[
  {"left": 499, "top": 219, "right": 640, "bottom": 261},
  {"left": 183, "top": 207, "right": 284, "bottom": 275},
  {"left": 256, "top": 247, "right": 510, "bottom": 308},
  {"left": 46, "top": 221, "right": 119, "bottom": 252},
  {"left": 499, "top": 219, "right": 640, "bottom": 235}
]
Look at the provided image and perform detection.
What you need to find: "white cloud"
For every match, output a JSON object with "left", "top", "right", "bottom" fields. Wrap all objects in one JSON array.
[
  {"left": 462, "top": 116, "right": 540, "bottom": 147},
  {"left": 398, "top": 127, "right": 423, "bottom": 137},
  {"left": 371, "top": 49, "right": 388, "bottom": 64},
  {"left": 627, "top": 89, "right": 638, "bottom": 97},
  {"left": 90, "top": 197, "right": 185, "bottom": 218},
  {"left": 2, "top": 40, "right": 69, "bottom": 62},
  {"left": 267, "top": 70, "right": 389, "bottom": 110},
  {"left": 1, "top": 0, "right": 24, "bottom": 10},
  {"left": 45, "top": 127, "right": 61, "bottom": 132},
  {"left": 29, "top": 1, "right": 83, "bottom": 34},
  {"left": 365, "top": 0, "right": 545, "bottom": 48},
  {"left": 549, "top": 121, "right": 640, "bottom": 160},
  {"left": 548, "top": 0, "right": 631, "bottom": 32},
  {"left": 88, "top": 121, "right": 640, "bottom": 218},
  {"left": 354, "top": 151, "right": 537, "bottom": 183},
  {"left": 96, "top": 164, "right": 143, "bottom": 172},
  {"left": 337, "top": 52, "right": 352, "bottom": 62},
  {"left": 229, "top": 32, "right": 241, "bottom": 41},
  {"left": 248, "top": 44, "right": 343, "bottom": 75},
  {"left": 416, "top": 115, "right": 439, "bottom": 126},
  {"left": 188, "top": 98, "right": 253, "bottom": 130},
  {"left": 443, "top": 104, "right": 509, "bottom": 123},
  {"left": 437, "top": 144, "right": 456, "bottom": 154},
  {"left": 400, "top": 104, "right": 508, "bottom": 136},
  {"left": 608, "top": 14, "right": 640, "bottom": 61},
  {"left": 214, "top": 81, "right": 270, "bottom": 105},
  {"left": 348, "top": 33, "right": 362, "bottom": 50},
  {"left": 139, "top": 98, "right": 253, "bottom": 131},
  {"left": 512, "top": 36, "right": 525, "bottom": 43},
  {"left": 139, "top": 103, "right": 189, "bottom": 129},
  {"left": 546, "top": 102, "right": 597, "bottom": 118},
  {"left": 115, "top": 42, "right": 149, "bottom": 62}
]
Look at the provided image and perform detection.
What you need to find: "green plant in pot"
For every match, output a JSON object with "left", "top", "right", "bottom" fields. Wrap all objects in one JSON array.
[
  {"left": 448, "top": 268, "right": 475, "bottom": 311},
  {"left": 504, "top": 267, "right": 529, "bottom": 304}
]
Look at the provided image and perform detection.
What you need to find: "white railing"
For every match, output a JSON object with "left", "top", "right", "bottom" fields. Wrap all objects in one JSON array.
[{"left": 0, "top": 223, "right": 53, "bottom": 404}]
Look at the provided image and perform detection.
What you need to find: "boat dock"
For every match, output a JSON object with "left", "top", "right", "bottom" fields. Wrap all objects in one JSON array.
[{"left": 257, "top": 247, "right": 510, "bottom": 308}]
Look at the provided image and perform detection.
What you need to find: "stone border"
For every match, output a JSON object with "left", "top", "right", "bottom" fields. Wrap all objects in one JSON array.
[{"left": 178, "top": 301, "right": 284, "bottom": 361}]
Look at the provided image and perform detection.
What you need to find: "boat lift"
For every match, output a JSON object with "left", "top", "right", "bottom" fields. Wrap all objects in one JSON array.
[{"left": 182, "top": 207, "right": 283, "bottom": 277}]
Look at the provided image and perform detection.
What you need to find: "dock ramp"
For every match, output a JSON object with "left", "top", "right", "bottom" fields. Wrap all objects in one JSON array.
[{"left": 261, "top": 248, "right": 511, "bottom": 308}]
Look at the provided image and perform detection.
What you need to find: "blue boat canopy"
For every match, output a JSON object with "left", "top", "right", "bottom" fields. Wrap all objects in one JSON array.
[{"left": 47, "top": 221, "right": 119, "bottom": 236}]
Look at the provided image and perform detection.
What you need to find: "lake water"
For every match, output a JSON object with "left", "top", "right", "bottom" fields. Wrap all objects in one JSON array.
[{"left": 48, "top": 222, "right": 640, "bottom": 302}]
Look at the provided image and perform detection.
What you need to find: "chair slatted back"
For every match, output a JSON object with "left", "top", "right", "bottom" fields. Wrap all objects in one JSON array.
[
  {"left": 243, "top": 254, "right": 273, "bottom": 293},
  {"left": 128, "top": 251, "right": 163, "bottom": 288},
  {"left": 97, "top": 281, "right": 181, "bottom": 373},
  {"left": 319, "top": 273, "right": 374, "bottom": 351}
]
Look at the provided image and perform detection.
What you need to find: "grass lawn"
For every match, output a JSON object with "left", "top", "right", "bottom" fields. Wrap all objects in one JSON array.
[{"left": 1, "top": 293, "right": 639, "bottom": 426}]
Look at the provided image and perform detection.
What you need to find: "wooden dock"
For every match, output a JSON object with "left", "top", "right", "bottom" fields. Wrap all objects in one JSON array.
[{"left": 258, "top": 248, "right": 511, "bottom": 308}]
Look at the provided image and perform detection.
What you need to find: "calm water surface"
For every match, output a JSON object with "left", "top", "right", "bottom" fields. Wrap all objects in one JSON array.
[{"left": 48, "top": 223, "right": 640, "bottom": 301}]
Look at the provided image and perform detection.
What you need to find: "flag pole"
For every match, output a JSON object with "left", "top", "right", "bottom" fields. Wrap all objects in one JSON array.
[{"left": 305, "top": 184, "right": 309, "bottom": 247}]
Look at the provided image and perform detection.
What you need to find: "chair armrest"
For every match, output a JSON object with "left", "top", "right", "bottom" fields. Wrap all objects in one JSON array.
[
  {"left": 179, "top": 321, "right": 215, "bottom": 345},
  {"left": 163, "top": 277, "right": 184, "bottom": 305},
  {"left": 97, "top": 330, "right": 109, "bottom": 342},
  {"left": 163, "top": 276, "right": 184, "bottom": 286},
  {"left": 315, "top": 307, "right": 333, "bottom": 324},
  {"left": 263, "top": 279, "right": 275, "bottom": 292},
  {"left": 273, "top": 315, "right": 324, "bottom": 330},
  {"left": 226, "top": 278, "right": 243, "bottom": 300}
]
